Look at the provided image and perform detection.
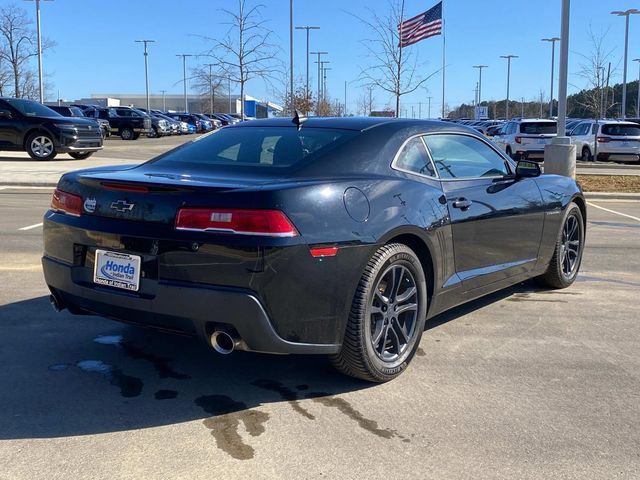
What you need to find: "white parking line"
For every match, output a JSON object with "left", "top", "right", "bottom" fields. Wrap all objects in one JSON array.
[
  {"left": 18, "top": 222, "right": 43, "bottom": 231},
  {"left": 587, "top": 202, "right": 640, "bottom": 223}
]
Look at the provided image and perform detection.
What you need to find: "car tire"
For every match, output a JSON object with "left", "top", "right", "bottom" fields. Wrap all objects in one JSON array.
[
  {"left": 506, "top": 146, "right": 515, "bottom": 159},
  {"left": 26, "top": 132, "right": 57, "bottom": 161},
  {"left": 540, "top": 202, "right": 585, "bottom": 289},
  {"left": 120, "top": 127, "right": 134, "bottom": 140},
  {"left": 132, "top": 132, "right": 141, "bottom": 140},
  {"left": 147, "top": 127, "right": 158, "bottom": 138},
  {"left": 581, "top": 146, "right": 592, "bottom": 161},
  {"left": 68, "top": 151, "right": 94, "bottom": 160},
  {"left": 330, "top": 243, "right": 428, "bottom": 383}
]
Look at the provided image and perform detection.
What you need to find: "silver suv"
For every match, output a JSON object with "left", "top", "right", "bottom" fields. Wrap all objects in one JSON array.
[
  {"left": 493, "top": 119, "right": 557, "bottom": 161},
  {"left": 570, "top": 120, "right": 640, "bottom": 162}
]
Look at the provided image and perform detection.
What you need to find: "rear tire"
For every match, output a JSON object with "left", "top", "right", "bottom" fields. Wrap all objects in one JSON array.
[
  {"left": 330, "top": 243, "right": 428, "bottom": 383},
  {"left": 26, "top": 132, "right": 57, "bottom": 161},
  {"left": 581, "top": 146, "right": 592, "bottom": 161},
  {"left": 68, "top": 151, "right": 94, "bottom": 160},
  {"left": 120, "top": 127, "right": 134, "bottom": 140},
  {"left": 540, "top": 202, "right": 585, "bottom": 289}
]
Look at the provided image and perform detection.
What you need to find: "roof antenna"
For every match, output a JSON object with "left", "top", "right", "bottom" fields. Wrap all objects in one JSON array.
[{"left": 292, "top": 110, "right": 307, "bottom": 131}]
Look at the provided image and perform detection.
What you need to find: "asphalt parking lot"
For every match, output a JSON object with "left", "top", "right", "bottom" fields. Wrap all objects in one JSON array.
[{"left": 0, "top": 187, "right": 638, "bottom": 479}]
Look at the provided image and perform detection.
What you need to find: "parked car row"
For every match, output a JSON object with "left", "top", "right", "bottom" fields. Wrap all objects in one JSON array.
[{"left": 449, "top": 116, "right": 640, "bottom": 163}]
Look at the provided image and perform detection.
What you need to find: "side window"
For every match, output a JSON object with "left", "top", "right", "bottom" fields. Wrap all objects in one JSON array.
[
  {"left": 573, "top": 123, "right": 586, "bottom": 136},
  {"left": 423, "top": 134, "right": 510, "bottom": 180},
  {"left": 394, "top": 137, "right": 436, "bottom": 177},
  {"left": 591, "top": 124, "right": 598, "bottom": 135},
  {"left": 506, "top": 123, "right": 515, "bottom": 135}
]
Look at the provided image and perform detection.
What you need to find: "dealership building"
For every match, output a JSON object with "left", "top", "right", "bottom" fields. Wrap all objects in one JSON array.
[{"left": 65, "top": 93, "right": 282, "bottom": 118}]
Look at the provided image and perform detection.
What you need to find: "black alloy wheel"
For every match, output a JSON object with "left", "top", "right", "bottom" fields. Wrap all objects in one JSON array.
[
  {"left": 330, "top": 243, "right": 428, "bottom": 382},
  {"left": 541, "top": 202, "right": 585, "bottom": 289}
]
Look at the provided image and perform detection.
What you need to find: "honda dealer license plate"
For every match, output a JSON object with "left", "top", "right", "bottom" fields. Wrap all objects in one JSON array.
[{"left": 93, "top": 249, "right": 141, "bottom": 291}]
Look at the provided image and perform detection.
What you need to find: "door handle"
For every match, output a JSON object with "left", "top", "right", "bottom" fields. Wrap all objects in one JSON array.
[{"left": 452, "top": 198, "right": 472, "bottom": 209}]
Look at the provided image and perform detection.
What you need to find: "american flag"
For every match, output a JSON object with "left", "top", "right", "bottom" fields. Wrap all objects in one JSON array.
[{"left": 398, "top": 2, "right": 442, "bottom": 47}]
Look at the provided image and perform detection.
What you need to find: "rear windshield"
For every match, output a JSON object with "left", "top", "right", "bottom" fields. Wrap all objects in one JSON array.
[
  {"left": 602, "top": 124, "right": 640, "bottom": 136},
  {"left": 150, "top": 126, "right": 357, "bottom": 172},
  {"left": 520, "top": 122, "right": 557, "bottom": 134}
]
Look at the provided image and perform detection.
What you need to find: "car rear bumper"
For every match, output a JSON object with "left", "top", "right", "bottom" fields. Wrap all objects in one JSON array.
[{"left": 43, "top": 255, "right": 341, "bottom": 355}]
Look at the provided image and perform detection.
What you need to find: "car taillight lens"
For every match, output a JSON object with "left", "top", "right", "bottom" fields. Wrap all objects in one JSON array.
[
  {"left": 175, "top": 208, "right": 299, "bottom": 237},
  {"left": 515, "top": 136, "right": 522, "bottom": 144},
  {"left": 51, "top": 188, "right": 82, "bottom": 217},
  {"left": 597, "top": 136, "right": 611, "bottom": 143}
]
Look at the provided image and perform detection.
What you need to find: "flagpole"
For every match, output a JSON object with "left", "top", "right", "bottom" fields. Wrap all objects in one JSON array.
[{"left": 441, "top": 1, "right": 446, "bottom": 119}]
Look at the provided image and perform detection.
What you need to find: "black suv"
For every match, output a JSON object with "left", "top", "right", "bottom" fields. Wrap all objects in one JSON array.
[
  {"left": 96, "top": 106, "right": 152, "bottom": 140},
  {"left": 0, "top": 97, "right": 103, "bottom": 161},
  {"left": 48, "top": 105, "right": 111, "bottom": 139}
]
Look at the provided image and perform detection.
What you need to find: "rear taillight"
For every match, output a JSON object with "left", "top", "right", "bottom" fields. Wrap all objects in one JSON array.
[
  {"left": 597, "top": 136, "right": 611, "bottom": 143},
  {"left": 515, "top": 136, "right": 522, "bottom": 144},
  {"left": 175, "top": 208, "right": 298, "bottom": 237},
  {"left": 51, "top": 188, "right": 82, "bottom": 217}
]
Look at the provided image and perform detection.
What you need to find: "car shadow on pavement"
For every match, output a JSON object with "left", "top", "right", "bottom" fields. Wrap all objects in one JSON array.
[{"left": 0, "top": 296, "right": 373, "bottom": 452}]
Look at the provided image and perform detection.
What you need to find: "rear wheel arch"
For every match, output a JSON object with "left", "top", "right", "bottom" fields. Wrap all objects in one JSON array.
[{"left": 383, "top": 232, "right": 436, "bottom": 314}]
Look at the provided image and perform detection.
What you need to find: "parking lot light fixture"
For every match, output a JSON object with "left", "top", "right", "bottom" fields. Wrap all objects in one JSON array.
[
  {"left": 135, "top": 40, "right": 155, "bottom": 112},
  {"left": 472, "top": 65, "right": 488, "bottom": 106},
  {"left": 159, "top": 90, "right": 166, "bottom": 111},
  {"left": 634, "top": 58, "right": 640, "bottom": 117},
  {"left": 542, "top": 37, "right": 561, "bottom": 118},
  {"left": 295, "top": 26, "right": 320, "bottom": 103},
  {"left": 611, "top": 9, "right": 640, "bottom": 119},
  {"left": 176, "top": 54, "right": 193, "bottom": 113},
  {"left": 310, "top": 51, "right": 328, "bottom": 103},
  {"left": 500, "top": 55, "right": 518, "bottom": 119},
  {"left": 25, "top": 0, "right": 52, "bottom": 103},
  {"left": 205, "top": 63, "right": 217, "bottom": 114}
]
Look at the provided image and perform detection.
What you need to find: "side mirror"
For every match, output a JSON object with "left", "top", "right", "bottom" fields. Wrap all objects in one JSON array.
[
  {"left": 0, "top": 109, "right": 12, "bottom": 119},
  {"left": 515, "top": 160, "right": 542, "bottom": 178}
]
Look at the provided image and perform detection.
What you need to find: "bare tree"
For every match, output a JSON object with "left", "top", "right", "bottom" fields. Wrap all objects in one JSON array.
[
  {"left": 573, "top": 26, "right": 618, "bottom": 118},
  {"left": 356, "top": 85, "right": 375, "bottom": 116},
  {"left": 190, "top": 65, "right": 228, "bottom": 114},
  {"left": 0, "top": 4, "right": 53, "bottom": 98},
  {"left": 354, "top": 0, "right": 439, "bottom": 117},
  {"left": 205, "top": 0, "right": 282, "bottom": 118}
]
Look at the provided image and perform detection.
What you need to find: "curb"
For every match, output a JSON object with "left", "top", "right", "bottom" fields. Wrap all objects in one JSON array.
[
  {"left": 577, "top": 162, "right": 640, "bottom": 170},
  {"left": 585, "top": 192, "right": 640, "bottom": 200}
]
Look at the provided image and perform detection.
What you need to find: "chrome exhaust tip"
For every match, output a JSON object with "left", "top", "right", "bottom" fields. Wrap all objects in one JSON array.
[
  {"left": 49, "top": 294, "right": 64, "bottom": 313},
  {"left": 210, "top": 330, "right": 240, "bottom": 355}
]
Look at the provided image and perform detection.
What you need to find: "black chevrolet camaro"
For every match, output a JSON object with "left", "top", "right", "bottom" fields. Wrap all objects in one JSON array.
[{"left": 42, "top": 117, "right": 586, "bottom": 382}]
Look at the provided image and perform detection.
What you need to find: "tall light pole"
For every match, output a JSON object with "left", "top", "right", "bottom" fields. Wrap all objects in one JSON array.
[
  {"left": 25, "top": 0, "right": 52, "bottom": 103},
  {"left": 295, "top": 26, "right": 320, "bottom": 103},
  {"left": 176, "top": 54, "right": 193, "bottom": 112},
  {"left": 323, "top": 67, "right": 332, "bottom": 101},
  {"left": 500, "top": 55, "right": 518, "bottom": 119},
  {"left": 135, "top": 40, "right": 155, "bottom": 112},
  {"left": 316, "top": 60, "right": 330, "bottom": 102},
  {"left": 205, "top": 63, "right": 217, "bottom": 114},
  {"left": 289, "top": 0, "right": 295, "bottom": 115},
  {"left": 472, "top": 65, "right": 488, "bottom": 106},
  {"left": 159, "top": 90, "right": 166, "bottom": 111},
  {"left": 310, "top": 51, "right": 328, "bottom": 103},
  {"left": 611, "top": 9, "right": 640, "bottom": 119},
  {"left": 634, "top": 58, "right": 640, "bottom": 117},
  {"left": 427, "top": 96, "right": 432, "bottom": 119},
  {"left": 541, "top": 37, "right": 560, "bottom": 118}
]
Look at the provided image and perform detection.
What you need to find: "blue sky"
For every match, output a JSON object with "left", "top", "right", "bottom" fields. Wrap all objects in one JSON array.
[{"left": 31, "top": 0, "right": 640, "bottom": 114}]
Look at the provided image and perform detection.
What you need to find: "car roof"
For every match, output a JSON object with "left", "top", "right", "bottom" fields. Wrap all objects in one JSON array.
[{"left": 228, "top": 116, "right": 469, "bottom": 132}]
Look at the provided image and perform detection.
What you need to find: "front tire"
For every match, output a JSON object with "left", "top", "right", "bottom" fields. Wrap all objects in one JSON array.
[
  {"left": 330, "top": 243, "right": 428, "bottom": 383},
  {"left": 26, "top": 132, "right": 57, "bottom": 161},
  {"left": 540, "top": 202, "right": 585, "bottom": 289},
  {"left": 68, "top": 151, "right": 94, "bottom": 160},
  {"left": 120, "top": 127, "right": 134, "bottom": 140}
]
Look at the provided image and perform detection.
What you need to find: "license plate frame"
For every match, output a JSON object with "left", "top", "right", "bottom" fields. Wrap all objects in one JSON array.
[{"left": 93, "top": 249, "right": 142, "bottom": 292}]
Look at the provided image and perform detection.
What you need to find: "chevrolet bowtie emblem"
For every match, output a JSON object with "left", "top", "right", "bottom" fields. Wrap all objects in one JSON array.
[{"left": 110, "top": 200, "right": 135, "bottom": 212}]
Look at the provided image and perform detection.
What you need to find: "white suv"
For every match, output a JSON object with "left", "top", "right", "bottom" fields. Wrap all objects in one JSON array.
[
  {"left": 493, "top": 119, "right": 557, "bottom": 161},
  {"left": 570, "top": 120, "right": 640, "bottom": 162}
]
